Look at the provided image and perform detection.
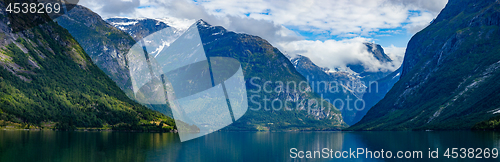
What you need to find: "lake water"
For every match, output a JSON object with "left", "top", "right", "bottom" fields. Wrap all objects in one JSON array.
[{"left": 1, "top": 130, "right": 499, "bottom": 161}]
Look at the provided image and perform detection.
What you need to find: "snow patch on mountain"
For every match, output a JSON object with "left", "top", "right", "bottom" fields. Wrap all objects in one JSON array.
[
  {"left": 106, "top": 17, "right": 197, "bottom": 58},
  {"left": 153, "top": 17, "right": 194, "bottom": 31},
  {"left": 108, "top": 21, "right": 139, "bottom": 27}
]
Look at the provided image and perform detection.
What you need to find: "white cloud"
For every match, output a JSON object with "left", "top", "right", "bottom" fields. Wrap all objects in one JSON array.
[
  {"left": 279, "top": 38, "right": 404, "bottom": 73},
  {"left": 404, "top": 11, "right": 436, "bottom": 34},
  {"left": 79, "top": 0, "right": 140, "bottom": 16},
  {"left": 383, "top": 45, "right": 406, "bottom": 68},
  {"left": 199, "top": 0, "right": 447, "bottom": 36},
  {"left": 79, "top": 0, "right": 447, "bottom": 36},
  {"left": 388, "top": 0, "right": 449, "bottom": 14},
  {"left": 105, "top": 0, "right": 303, "bottom": 46}
]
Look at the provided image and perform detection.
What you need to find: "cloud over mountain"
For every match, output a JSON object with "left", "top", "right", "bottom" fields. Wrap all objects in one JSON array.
[{"left": 280, "top": 38, "right": 405, "bottom": 73}]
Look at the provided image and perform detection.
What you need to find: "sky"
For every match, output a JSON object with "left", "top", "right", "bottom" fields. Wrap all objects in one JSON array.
[{"left": 79, "top": 0, "right": 448, "bottom": 73}]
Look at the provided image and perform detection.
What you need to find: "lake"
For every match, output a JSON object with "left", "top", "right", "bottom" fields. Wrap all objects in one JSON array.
[{"left": 0, "top": 130, "right": 499, "bottom": 161}]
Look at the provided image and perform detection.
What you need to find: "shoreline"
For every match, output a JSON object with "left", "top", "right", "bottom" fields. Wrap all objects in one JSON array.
[{"left": 1, "top": 127, "right": 490, "bottom": 133}]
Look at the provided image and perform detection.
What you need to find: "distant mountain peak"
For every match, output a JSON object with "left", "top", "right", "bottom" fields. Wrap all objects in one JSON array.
[
  {"left": 363, "top": 42, "right": 392, "bottom": 63},
  {"left": 106, "top": 18, "right": 171, "bottom": 41},
  {"left": 344, "top": 42, "right": 393, "bottom": 75},
  {"left": 196, "top": 19, "right": 211, "bottom": 27}
]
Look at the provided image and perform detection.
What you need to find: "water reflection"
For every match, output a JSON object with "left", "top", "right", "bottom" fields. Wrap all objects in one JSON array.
[
  {"left": 0, "top": 130, "right": 499, "bottom": 162},
  {"left": 0, "top": 131, "right": 179, "bottom": 162}
]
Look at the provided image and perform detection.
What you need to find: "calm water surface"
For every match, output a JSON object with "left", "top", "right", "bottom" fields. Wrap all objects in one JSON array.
[{"left": 1, "top": 130, "right": 500, "bottom": 161}]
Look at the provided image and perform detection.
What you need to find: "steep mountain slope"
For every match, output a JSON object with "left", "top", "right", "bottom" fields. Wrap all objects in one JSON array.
[
  {"left": 109, "top": 18, "right": 348, "bottom": 130},
  {"left": 55, "top": 6, "right": 134, "bottom": 94},
  {"left": 352, "top": 67, "right": 401, "bottom": 124},
  {"left": 291, "top": 43, "right": 399, "bottom": 125},
  {"left": 349, "top": 0, "right": 500, "bottom": 130},
  {"left": 0, "top": 2, "right": 174, "bottom": 130}
]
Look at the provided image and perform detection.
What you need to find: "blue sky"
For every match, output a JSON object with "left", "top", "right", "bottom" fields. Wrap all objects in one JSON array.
[
  {"left": 371, "top": 28, "right": 415, "bottom": 47},
  {"left": 286, "top": 25, "right": 414, "bottom": 47}
]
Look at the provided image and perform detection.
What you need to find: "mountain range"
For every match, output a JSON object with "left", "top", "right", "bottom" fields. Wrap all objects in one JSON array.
[{"left": 290, "top": 43, "right": 401, "bottom": 125}]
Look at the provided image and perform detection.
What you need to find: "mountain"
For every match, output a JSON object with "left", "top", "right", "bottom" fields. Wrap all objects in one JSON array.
[
  {"left": 365, "top": 43, "right": 393, "bottom": 63},
  {"left": 0, "top": 2, "right": 175, "bottom": 131},
  {"left": 106, "top": 18, "right": 173, "bottom": 40},
  {"left": 290, "top": 43, "right": 400, "bottom": 125},
  {"left": 197, "top": 20, "right": 347, "bottom": 130},
  {"left": 55, "top": 6, "right": 134, "bottom": 94},
  {"left": 291, "top": 55, "right": 362, "bottom": 125},
  {"left": 108, "top": 18, "right": 348, "bottom": 131},
  {"left": 349, "top": 0, "right": 500, "bottom": 130},
  {"left": 106, "top": 18, "right": 189, "bottom": 59},
  {"left": 347, "top": 42, "right": 394, "bottom": 84}
]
